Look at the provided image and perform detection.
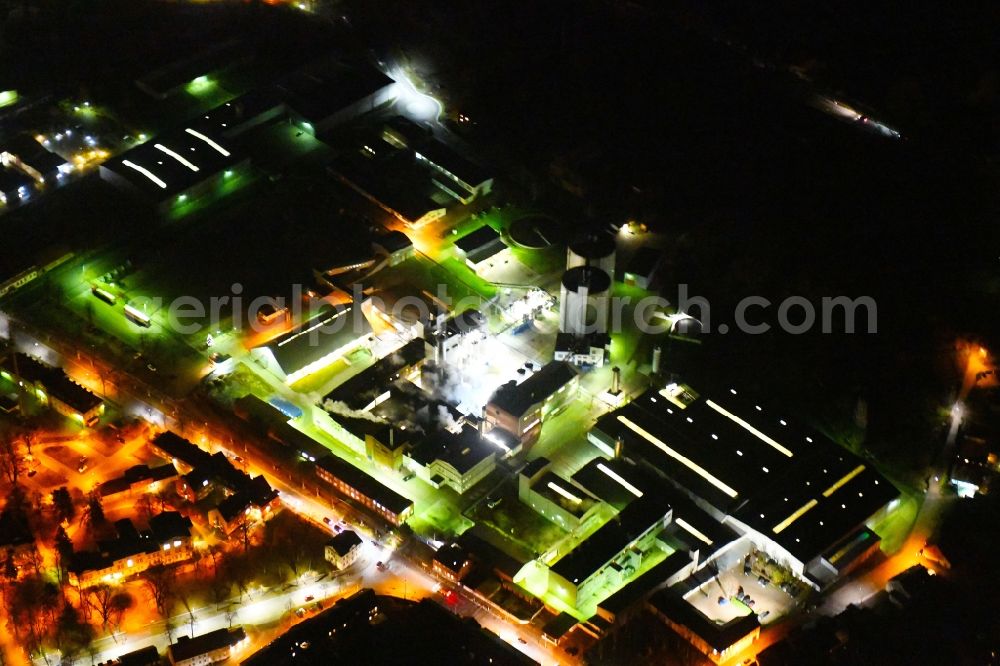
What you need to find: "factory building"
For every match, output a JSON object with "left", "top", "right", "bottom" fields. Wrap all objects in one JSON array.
[
  {"left": 99, "top": 125, "right": 248, "bottom": 214},
  {"left": 323, "top": 338, "right": 427, "bottom": 412},
  {"left": 278, "top": 59, "right": 398, "bottom": 135},
  {"left": 1, "top": 133, "right": 72, "bottom": 185},
  {"left": 1, "top": 353, "right": 104, "bottom": 426},
  {"left": 191, "top": 89, "right": 287, "bottom": 139},
  {"left": 135, "top": 40, "right": 247, "bottom": 100},
  {"left": 518, "top": 457, "right": 605, "bottom": 531},
  {"left": 332, "top": 416, "right": 414, "bottom": 472},
  {"left": 383, "top": 116, "right": 495, "bottom": 202},
  {"left": 0, "top": 167, "right": 34, "bottom": 206},
  {"left": 413, "top": 139, "right": 493, "bottom": 203},
  {"left": 554, "top": 331, "right": 610, "bottom": 368},
  {"left": 335, "top": 117, "right": 493, "bottom": 228},
  {"left": 540, "top": 496, "right": 673, "bottom": 609},
  {"left": 407, "top": 424, "right": 497, "bottom": 495},
  {"left": 251, "top": 304, "right": 374, "bottom": 384},
  {"left": 559, "top": 265, "right": 611, "bottom": 336},
  {"left": 647, "top": 589, "right": 761, "bottom": 664},
  {"left": 371, "top": 230, "right": 415, "bottom": 266},
  {"left": 483, "top": 360, "right": 578, "bottom": 446},
  {"left": 454, "top": 225, "right": 506, "bottom": 273},
  {"left": 567, "top": 233, "right": 616, "bottom": 278},
  {"left": 315, "top": 454, "right": 414, "bottom": 526},
  {"left": 421, "top": 308, "right": 486, "bottom": 365},
  {"left": 623, "top": 246, "right": 664, "bottom": 290},
  {"left": 588, "top": 383, "right": 900, "bottom": 588}
]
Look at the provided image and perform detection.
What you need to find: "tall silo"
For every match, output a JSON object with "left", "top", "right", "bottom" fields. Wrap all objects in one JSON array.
[{"left": 559, "top": 266, "right": 611, "bottom": 335}]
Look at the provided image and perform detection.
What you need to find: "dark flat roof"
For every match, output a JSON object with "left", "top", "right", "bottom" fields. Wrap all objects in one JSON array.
[
  {"left": 530, "top": 472, "right": 598, "bottom": 518},
  {"left": 551, "top": 496, "right": 670, "bottom": 585},
  {"left": 2, "top": 353, "right": 101, "bottom": 413},
  {"left": 278, "top": 61, "right": 394, "bottom": 123},
  {"left": 101, "top": 125, "right": 240, "bottom": 199},
  {"left": 592, "top": 387, "right": 898, "bottom": 563},
  {"left": 324, "top": 338, "right": 426, "bottom": 411},
  {"left": 135, "top": 40, "right": 245, "bottom": 97},
  {"left": 625, "top": 246, "right": 663, "bottom": 278},
  {"left": 316, "top": 454, "right": 412, "bottom": 516},
  {"left": 443, "top": 309, "right": 485, "bottom": 338},
  {"left": 571, "top": 457, "right": 646, "bottom": 512},
  {"left": 542, "top": 612, "right": 579, "bottom": 639},
  {"left": 598, "top": 550, "right": 693, "bottom": 616},
  {"left": 192, "top": 88, "right": 286, "bottom": 136},
  {"left": 410, "top": 425, "right": 495, "bottom": 475},
  {"left": 0, "top": 167, "right": 32, "bottom": 196},
  {"left": 263, "top": 305, "right": 373, "bottom": 377},
  {"left": 241, "top": 588, "right": 537, "bottom": 666},
  {"left": 414, "top": 139, "right": 491, "bottom": 189},
  {"left": 454, "top": 225, "right": 501, "bottom": 254},
  {"left": 373, "top": 230, "right": 413, "bottom": 253},
  {"left": 520, "top": 456, "right": 551, "bottom": 479},
  {"left": 488, "top": 361, "right": 577, "bottom": 418},
  {"left": 46, "top": 372, "right": 102, "bottom": 414},
  {"left": 648, "top": 587, "right": 760, "bottom": 652}
]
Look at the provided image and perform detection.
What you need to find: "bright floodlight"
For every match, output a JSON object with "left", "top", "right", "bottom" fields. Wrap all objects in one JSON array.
[{"left": 393, "top": 70, "right": 442, "bottom": 121}]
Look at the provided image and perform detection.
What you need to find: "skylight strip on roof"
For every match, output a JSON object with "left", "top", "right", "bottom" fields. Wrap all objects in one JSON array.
[
  {"left": 821, "top": 464, "right": 866, "bottom": 498},
  {"left": 596, "top": 462, "right": 643, "bottom": 498},
  {"left": 154, "top": 144, "right": 200, "bottom": 172},
  {"left": 704, "top": 399, "right": 794, "bottom": 458},
  {"left": 547, "top": 482, "right": 582, "bottom": 504},
  {"left": 121, "top": 160, "right": 167, "bottom": 189},
  {"left": 675, "top": 517, "right": 713, "bottom": 545},
  {"left": 772, "top": 498, "right": 818, "bottom": 534},
  {"left": 617, "top": 415, "right": 738, "bottom": 498},
  {"left": 277, "top": 308, "right": 350, "bottom": 347},
  {"left": 184, "top": 128, "right": 230, "bottom": 156}
]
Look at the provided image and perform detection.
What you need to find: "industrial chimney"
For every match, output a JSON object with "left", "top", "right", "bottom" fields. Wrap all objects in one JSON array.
[{"left": 611, "top": 366, "right": 621, "bottom": 395}]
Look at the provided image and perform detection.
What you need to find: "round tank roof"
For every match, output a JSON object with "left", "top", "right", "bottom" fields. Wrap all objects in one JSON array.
[
  {"left": 562, "top": 266, "right": 611, "bottom": 293},
  {"left": 569, "top": 233, "right": 616, "bottom": 260}
]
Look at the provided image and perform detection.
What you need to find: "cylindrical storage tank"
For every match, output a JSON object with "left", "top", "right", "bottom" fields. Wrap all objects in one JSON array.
[
  {"left": 559, "top": 266, "right": 611, "bottom": 335},
  {"left": 567, "top": 233, "right": 616, "bottom": 278}
]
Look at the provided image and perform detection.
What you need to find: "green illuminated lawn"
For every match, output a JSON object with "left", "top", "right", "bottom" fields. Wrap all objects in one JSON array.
[
  {"left": 870, "top": 492, "right": 921, "bottom": 554},
  {"left": 289, "top": 348, "right": 371, "bottom": 395},
  {"left": 438, "top": 257, "right": 497, "bottom": 300},
  {"left": 409, "top": 497, "right": 474, "bottom": 538}
]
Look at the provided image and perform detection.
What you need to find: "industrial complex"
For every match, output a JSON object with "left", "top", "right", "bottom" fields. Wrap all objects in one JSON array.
[{"left": 0, "top": 5, "right": 967, "bottom": 665}]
